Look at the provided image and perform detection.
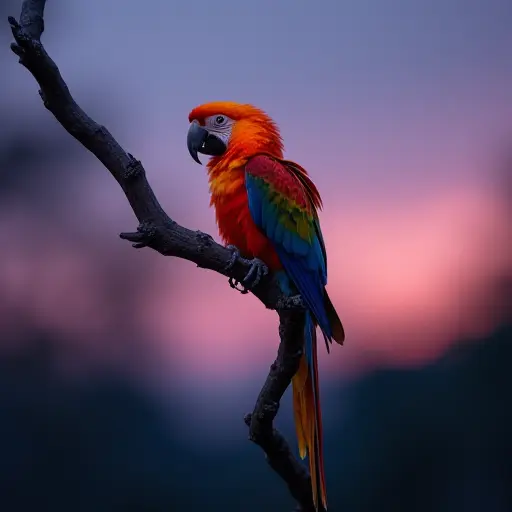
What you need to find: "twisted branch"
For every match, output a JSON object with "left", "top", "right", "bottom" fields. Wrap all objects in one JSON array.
[{"left": 7, "top": 2, "right": 321, "bottom": 510}]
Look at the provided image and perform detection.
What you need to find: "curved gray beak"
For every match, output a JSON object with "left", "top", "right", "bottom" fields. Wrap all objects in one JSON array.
[
  {"left": 187, "top": 121, "right": 208, "bottom": 165},
  {"left": 187, "top": 121, "right": 227, "bottom": 165}
]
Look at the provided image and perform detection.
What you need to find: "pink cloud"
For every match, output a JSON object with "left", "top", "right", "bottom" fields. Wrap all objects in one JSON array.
[
  {"left": 143, "top": 184, "right": 508, "bottom": 382},
  {"left": 0, "top": 178, "right": 507, "bottom": 387}
]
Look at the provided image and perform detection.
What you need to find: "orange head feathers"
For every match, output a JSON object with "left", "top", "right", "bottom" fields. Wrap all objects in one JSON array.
[{"left": 186, "top": 101, "right": 283, "bottom": 167}]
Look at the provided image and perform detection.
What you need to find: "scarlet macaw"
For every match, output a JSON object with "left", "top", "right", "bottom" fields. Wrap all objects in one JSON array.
[{"left": 187, "top": 102, "right": 345, "bottom": 510}]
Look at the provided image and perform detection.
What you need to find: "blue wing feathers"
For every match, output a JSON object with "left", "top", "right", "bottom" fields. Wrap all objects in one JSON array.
[
  {"left": 245, "top": 170, "right": 333, "bottom": 342},
  {"left": 245, "top": 177, "right": 262, "bottom": 226},
  {"left": 276, "top": 247, "right": 332, "bottom": 339},
  {"left": 313, "top": 218, "right": 328, "bottom": 283},
  {"left": 274, "top": 221, "right": 285, "bottom": 245},
  {"left": 305, "top": 310, "right": 315, "bottom": 365}
]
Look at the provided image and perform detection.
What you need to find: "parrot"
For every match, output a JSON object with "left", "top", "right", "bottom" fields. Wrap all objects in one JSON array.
[{"left": 186, "top": 101, "right": 345, "bottom": 510}]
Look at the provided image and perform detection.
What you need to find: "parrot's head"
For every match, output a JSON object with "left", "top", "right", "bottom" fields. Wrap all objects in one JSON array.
[{"left": 187, "top": 101, "right": 283, "bottom": 166}]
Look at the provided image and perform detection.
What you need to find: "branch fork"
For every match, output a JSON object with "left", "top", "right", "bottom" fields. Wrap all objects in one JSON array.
[{"left": 8, "top": 2, "right": 322, "bottom": 510}]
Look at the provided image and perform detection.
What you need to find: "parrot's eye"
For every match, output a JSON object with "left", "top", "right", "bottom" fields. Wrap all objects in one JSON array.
[{"left": 215, "top": 115, "right": 226, "bottom": 126}]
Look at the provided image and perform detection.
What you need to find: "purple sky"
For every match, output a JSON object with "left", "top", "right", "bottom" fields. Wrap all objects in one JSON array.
[{"left": 0, "top": 0, "right": 511, "bottom": 406}]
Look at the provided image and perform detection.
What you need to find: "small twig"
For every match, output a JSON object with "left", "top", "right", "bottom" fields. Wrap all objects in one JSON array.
[{"left": 8, "top": 2, "right": 315, "bottom": 510}]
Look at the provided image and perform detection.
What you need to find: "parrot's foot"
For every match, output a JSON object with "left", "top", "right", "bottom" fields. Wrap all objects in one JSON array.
[
  {"left": 224, "top": 244, "right": 269, "bottom": 294},
  {"left": 224, "top": 244, "right": 242, "bottom": 271},
  {"left": 236, "top": 256, "right": 268, "bottom": 289}
]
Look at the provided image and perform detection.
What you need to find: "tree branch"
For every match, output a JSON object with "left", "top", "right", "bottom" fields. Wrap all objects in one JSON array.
[{"left": 8, "top": 2, "right": 320, "bottom": 510}]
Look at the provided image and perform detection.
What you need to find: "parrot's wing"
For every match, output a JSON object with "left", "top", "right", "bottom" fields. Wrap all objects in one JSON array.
[
  {"left": 283, "top": 158, "right": 329, "bottom": 275},
  {"left": 245, "top": 153, "right": 332, "bottom": 336}
]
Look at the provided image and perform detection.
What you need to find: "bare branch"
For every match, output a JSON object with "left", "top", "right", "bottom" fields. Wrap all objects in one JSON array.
[
  {"left": 8, "top": 2, "right": 319, "bottom": 510},
  {"left": 245, "top": 309, "right": 318, "bottom": 510}
]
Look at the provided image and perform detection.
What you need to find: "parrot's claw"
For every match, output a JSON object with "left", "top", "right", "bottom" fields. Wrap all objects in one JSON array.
[
  {"left": 224, "top": 245, "right": 269, "bottom": 294},
  {"left": 229, "top": 276, "right": 249, "bottom": 294},
  {"left": 241, "top": 257, "right": 268, "bottom": 288},
  {"left": 224, "top": 244, "right": 241, "bottom": 271}
]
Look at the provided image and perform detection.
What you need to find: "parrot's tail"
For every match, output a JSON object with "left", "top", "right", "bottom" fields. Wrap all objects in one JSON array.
[
  {"left": 292, "top": 310, "right": 327, "bottom": 511},
  {"left": 323, "top": 289, "right": 345, "bottom": 346}
]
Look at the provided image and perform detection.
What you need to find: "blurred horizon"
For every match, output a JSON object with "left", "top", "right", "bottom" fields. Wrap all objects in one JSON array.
[{"left": 1, "top": 0, "right": 511, "bottom": 510}]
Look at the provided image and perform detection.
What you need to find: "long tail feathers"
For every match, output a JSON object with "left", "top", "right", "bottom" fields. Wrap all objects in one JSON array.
[{"left": 292, "top": 311, "right": 327, "bottom": 511}]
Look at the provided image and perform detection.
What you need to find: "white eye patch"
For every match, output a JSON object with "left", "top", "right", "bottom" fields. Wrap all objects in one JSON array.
[{"left": 205, "top": 114, "right": 234, "bottom": 145}]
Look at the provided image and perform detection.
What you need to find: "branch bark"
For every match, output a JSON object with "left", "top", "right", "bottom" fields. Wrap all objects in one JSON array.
[{"left": 8, "top": 2, "right": 321, "bottom": 510}]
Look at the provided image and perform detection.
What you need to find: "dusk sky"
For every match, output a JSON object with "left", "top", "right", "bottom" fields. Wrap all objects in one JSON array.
[{"left": 1, "top": 0, "right": 511, "bottom": 403}]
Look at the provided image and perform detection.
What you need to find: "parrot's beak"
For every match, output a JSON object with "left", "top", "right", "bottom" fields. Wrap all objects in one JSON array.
[{"left": 187, "top": 121, "right": 227, "bottom": 165}]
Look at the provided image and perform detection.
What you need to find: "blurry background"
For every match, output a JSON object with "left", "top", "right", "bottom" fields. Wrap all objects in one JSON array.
[{"left": 0, "top": 0, "right": 511, "bottom": 510}]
